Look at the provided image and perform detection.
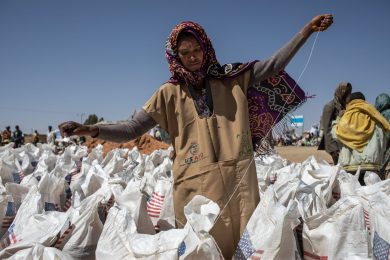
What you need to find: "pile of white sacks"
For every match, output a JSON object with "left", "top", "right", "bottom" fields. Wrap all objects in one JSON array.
[{"left": 0, "top": 142, "right": 389, "bottom": 259}]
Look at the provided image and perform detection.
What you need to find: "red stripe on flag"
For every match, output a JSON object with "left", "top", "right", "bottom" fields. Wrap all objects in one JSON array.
[
  {"left": 147, "top": 208, "right": 161, "bottom": 215},
  {"left": 148, "top": 199, "right": 163, "bottom": 207},
  {"left": 151, "top": 192, "right": 165, "bottom": 198},
  {"left": 147, "top": 203, "right": 162, "bottom": 210},
  {"left": 250, "top": 249, "right": 264, "bottom": 260},
  {"left": 303, "top": 251, "right": 328, "bottom": 260}
]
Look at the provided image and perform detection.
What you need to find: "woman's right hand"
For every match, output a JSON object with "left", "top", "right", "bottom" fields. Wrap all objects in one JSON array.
[
  {"left": 301, "top": 14, "right": 333, "bottom": 38},
  {"left": 58, "top": 121, "right": 99, "bottom": 137}
]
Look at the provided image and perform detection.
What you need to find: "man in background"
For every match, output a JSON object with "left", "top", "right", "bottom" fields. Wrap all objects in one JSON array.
[{"left": 12, "top": 125, "right": 24, "bottom": 148}]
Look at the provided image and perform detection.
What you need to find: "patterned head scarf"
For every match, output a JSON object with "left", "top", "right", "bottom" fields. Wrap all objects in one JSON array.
[
  {"left": 333, "top": 82, "right": 352, "bottom": 111},
  {"left": 165, "top": 21, "right": 255, "bottom": 86},
  {"left": 375, "top": 93, "right": 390, "bottom": 122},
  {"left": 375, "top": 93, "right": 390, "bottom": 113}
]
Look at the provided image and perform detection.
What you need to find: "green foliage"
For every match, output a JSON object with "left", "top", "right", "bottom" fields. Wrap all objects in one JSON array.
[{"left": 84, "top": 114, "right": 99, "bottom": 125}]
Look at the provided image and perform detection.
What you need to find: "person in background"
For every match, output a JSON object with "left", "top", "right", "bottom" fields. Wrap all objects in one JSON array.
[
  {"left": 12, "top": 125, "right": 24, "bottom": 148},
  {"left": 375, "top": 93, "right": 390, "bottom": 177},
  {"left": 1, "top": 126, "right": 12, "bottom": 145},
  {"left": 59, "top": 15, "right": 332, "bottom": 258},
  {"left": 154, "top": 125, "right": 162, "bottom": 141},
  {"left": 32, "top": 130, "right": 40, "bottom": 146},
  {"left": 47, "top": 125, "right": 56, "bottom": 145},
  {"left": 375, "top": 93, "right": 390, "bottom": 122},
  {"left": 78, "top": 135, "right": 86, "bottom": 145},
  {"left": 332, "top": 92, "right": 390, "bottom": 184},
  {"left": 318, "top": 82, "right": 352, "bottom": 164}
]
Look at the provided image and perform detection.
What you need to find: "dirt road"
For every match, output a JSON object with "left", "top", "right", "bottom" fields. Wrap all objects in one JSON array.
[{"left": 275, "top": 146, "right": 333, "bottom": 164}]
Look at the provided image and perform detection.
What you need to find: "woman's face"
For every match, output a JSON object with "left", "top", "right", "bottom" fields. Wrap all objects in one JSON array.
[{"left": 177, "top": 35, "right": 204, "bottom": 72}]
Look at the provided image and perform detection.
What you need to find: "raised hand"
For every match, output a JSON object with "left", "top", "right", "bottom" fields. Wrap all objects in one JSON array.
[
  {"left": 310, "top": 14, "right": 333, "bottom": 32},
  {"left": 301, "top": 14, "right": 333, "bottom": 37}
]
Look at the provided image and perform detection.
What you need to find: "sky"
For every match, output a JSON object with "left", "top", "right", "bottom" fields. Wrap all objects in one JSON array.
[{"left": 1, "top": 0, "right": 389, "bottom": 135}]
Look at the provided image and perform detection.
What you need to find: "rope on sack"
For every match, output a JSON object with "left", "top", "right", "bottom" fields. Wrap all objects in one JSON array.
[{"left": 214, "top": 31, "right": 321, "bottom": 224}]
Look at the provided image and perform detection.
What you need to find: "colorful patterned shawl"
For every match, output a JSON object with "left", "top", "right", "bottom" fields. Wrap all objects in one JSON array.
[{"left": 248, "top": 71, "right": 306, "bottom": 154}]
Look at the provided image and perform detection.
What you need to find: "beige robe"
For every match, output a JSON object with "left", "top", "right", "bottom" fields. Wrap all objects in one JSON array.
[{"left": 143, "top": 71, "right": 260, "bottom": 259}]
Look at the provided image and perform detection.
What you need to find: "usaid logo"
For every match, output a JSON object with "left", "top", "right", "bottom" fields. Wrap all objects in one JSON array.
[{"left": 189, "top": 143, "right": 199, "bottom": 155}]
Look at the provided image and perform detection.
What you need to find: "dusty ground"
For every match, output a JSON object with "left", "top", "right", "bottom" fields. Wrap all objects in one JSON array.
[
  {"left": 85, "top": 134, "right": 169, "bottom": 156},
  {"left": 85, "top": 133, "right": 332, "bottom": 164},
  {"left": 275, "top": 146, "right": 334, "bottom": 164}
]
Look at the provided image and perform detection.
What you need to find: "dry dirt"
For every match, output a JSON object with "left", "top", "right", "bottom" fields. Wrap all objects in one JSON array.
[
  {"left": 85, "top": 133, "right": 332, "bottom": 164},
  {"left": 84, "top": 134, "right": 169, "bottom": 156},
  {"left": 275, "top": 146, "right": 334, "bottom": 164}
]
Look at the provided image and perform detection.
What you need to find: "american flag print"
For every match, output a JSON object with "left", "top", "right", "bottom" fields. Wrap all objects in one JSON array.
[
  {"left": 2, "top": 202, "right": 16, "bottom": 229},
  {"left": 363, "top": 209, "right": 371, "bottom": 235},
  {"left": 70, "top": 170, "right": 82, "bottom": 184},
  {"left": 178, "top": 241, "right": 186, "bottom": 256},
  {"left": 31, "top": 161, "right": 38, "bottom": 169},
  {"left": 373, "top": 231, "right": 390, "bottom": 260},
  {"left": 75, "top": 160, "right": 82, "bottom": 172},
  {"left": 54, "top": 224, "right": 75, "bottom": 249},
  {"left": 296, "top": 220, "right": 304, "bottom": 256},
  {"left": 61, "top": 187, "right": 73, "bottom": 212},
  {"left": 235, "top": 229, "right": 256, "bottom": 260},
  {"left": 65, "top": 174, "right": 72, "bottom": 185},
  {"left": 44, "top": 202, "right": 60, "bottom": 211},
  {"left": 62, "top": 198, "right": 72, "bottom": 212},
  {"left": 303, "top": 251, "right": 328, "bottom": 260},
  {"left": 12, "top": 171, "right": 25, "bottom": 184},
  {"left": 147, "top": 192, "right": 165, "bottom": 218},
  {"left": 331, "top": 191, "right": 340, "bottom": 201},
  {"left": 270, "top": 174, "right": 277, "bottom": 184},
  {"left": 7, "top": 223, "right": 17, "bottom": 244}
]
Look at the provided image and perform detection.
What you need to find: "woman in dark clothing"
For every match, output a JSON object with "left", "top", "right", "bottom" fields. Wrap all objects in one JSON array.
[{"left": 318, "top": 82, "right": 352, "bottom": 164}]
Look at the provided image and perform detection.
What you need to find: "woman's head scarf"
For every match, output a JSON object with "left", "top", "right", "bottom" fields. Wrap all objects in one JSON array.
[
  {"left": 333, "top": 82, "right": 352, "bottom": 111},
  {"left": 375, "top": 93, "right": 390, "bottom": 122},
  {"left": 165, "top": 21, "right": 255, "bottom": 86}
]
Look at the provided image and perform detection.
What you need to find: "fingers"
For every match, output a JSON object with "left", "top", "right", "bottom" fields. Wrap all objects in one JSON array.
[
  {"left": 58, "top": 121, "right": 80, "bottom": 137},
  {"left": 321, "top": 14, "right": 333, "bottom": 26},
  {"left": 314, "top": 14, "right": 333, "bottom": 32}
]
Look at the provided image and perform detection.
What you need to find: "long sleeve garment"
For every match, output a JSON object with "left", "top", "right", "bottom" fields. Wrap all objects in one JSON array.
[
  {"left": 319, "top": 100, "right": 342, "bottom": 154},
  {"left": 96, "top": 32, "right": 308, "bottom": 142}
]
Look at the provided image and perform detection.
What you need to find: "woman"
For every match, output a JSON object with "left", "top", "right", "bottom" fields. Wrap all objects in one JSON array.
[
  {"left": 318, "top": 81, "right": 352, "bottom": 164},
  {"left": 375, "top": 93, "right": 390, "bottom": 122},
  {"left": 332, "top": 92, "right": 390, "bottom": 183},
  {"left": 60, "top": 15, "right": 332, "bottom": 258},
  {"left": 375, "top": 93, "right": 390, "bottom": 176}
]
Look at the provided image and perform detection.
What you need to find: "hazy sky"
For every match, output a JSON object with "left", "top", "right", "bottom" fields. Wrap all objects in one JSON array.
[{"left": 1, "top": 0, "right": 389, "bottom": 134}]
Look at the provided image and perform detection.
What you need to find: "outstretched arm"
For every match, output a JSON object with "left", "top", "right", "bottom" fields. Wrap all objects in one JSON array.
[
  {"left": 251, "top": 14, "right": 333, "bottom": 84},
  {"left": 59, "top": 109, "right": 157, "bottom": 143}
]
